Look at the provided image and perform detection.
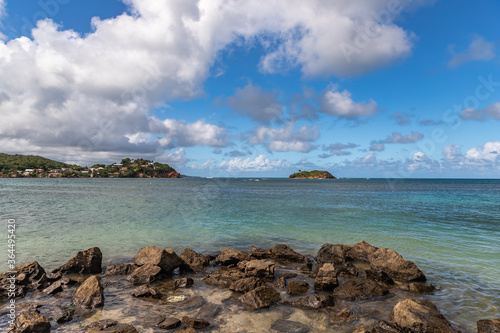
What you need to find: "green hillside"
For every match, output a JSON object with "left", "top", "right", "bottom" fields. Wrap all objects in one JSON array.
[
  {"left": 289, "top": 170, "right": 336, "bottom": 179},
  {"left": 0, "top": 153, "right": 72, "bottom": 173}
]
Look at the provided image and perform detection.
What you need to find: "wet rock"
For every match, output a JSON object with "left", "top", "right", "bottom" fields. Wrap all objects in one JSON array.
[
  {"left": 371, "top": 321, "right": 405, "bottom": 333},
  {"left": 239, "top": 286, "right": 280, "bottom": 310},
  {"left": 249, "top": 245, "right": 270, "bottom": 259},
  {"left": 398, "top": 282, "right": 436, "bottom": 294},
  {"left": 244, "top": 260, "right": 275, "bottom": 279},
  {"left": 176, "top": 295, "right": 206, "bottom": 310},
  {"left": 180, "top": 248, "right": 210, "bottom": 272},
  {"left": 329, "top": 308, "right": 356, "bottom": 324},
  {"left": 127, "top": 264, "right": 162, "bottom": 285},
  {"left": 269, "top": 244, "right": 307, "bottom": 263},
  {"left": 333, "top": 278, "right": 389, "bottom": 301},
  {"left": 271, "top": 319, "right": 311, "bottom": 333},
  {"left": 182, "top": 316, "right": 210, "bottom": 329},
  {"left": 157, "top": 317, "right": 181, "bottom": 330},
  {"left": 368, "top": 248, "right": 426, "bottom": 282},
  {"left": 345, "top": 240, "right": 379, "bottom": 262},
  {"left": 174, "top": 277, "right": 194, "bottom": 288},
  {"left": 360, "top": 267, "right": 395, "bottom": 285},
  {"left": 273, "top": 276, "right": 287, "bottom": 289},
  {"left": 477, "top": 319, "right": 500, "bottom": 333},
  {"left": 177, "top": 329, "right": 196, "bottom": 333},
  {"left": 73, "top": 275, "right": 104, "bottom": 309},
  {"left": 392, "top": 298, "right": 460, "bottom": 333},
  {"left": 352, "top": 326, "right": 372, "bottom": 333},
  {"left": 51, "top": 306, "right": 74, "bottom": 323},
  {"left": 133, "top": 246, "right": 183, "bottom": 274},
  {"left": 315, "top": 243, "right": 347, "bottom": 264},
  {"left": 282, "top": 294, "right": 334, "bottom": 310},
  {"left": 1, "top": 261, "right": 47, "bottom": 298},
  {"left": 197, "top": 303, "right": 222, "bottom": 321},
  {"left": 104, "top": 263, "right": 137, "bottom": 276},
  {"left": 202, "top": 267, "right": 246, "bottom": 288},
  {"left": 43, "top": 280, "right": 63, "bottom": 295},
  {"left": 281, "top": 272, "right": 298, "bottom": 279},
  {"left": 86, "top": 319, "right": 138, "bottom": 332},
  {"left": 229, "top": 276, "right": 264, "bottom": 293},
  {"left": 13, "top": 310, "right": 51, "bottom": 333},
  {"left": 130, "top": 285, "right": 161, "bottom": 298},
  {"left": 286, "top": 280, "right": 309, "bottom": 296},
  {"left": 216, "top": 248, "right": 251, "bottom": 266},
  {"left": 314, "top": 263, "right": 338, "bottom": 291},
  {"left": 53, "top": 247, "right": 102, "bottom": 274}
]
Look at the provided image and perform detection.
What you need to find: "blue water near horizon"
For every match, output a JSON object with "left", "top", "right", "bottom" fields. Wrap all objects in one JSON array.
[{"left": 1, "top": 177, "right": 499, "bottom": 330}]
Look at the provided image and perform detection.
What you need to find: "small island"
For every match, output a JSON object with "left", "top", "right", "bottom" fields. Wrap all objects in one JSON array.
[
  {"left": 289, "top": 170, "right": 336, "bottom": 179},
  {"left": 0, "top": 153, "right": 182, "bottom": 178}
]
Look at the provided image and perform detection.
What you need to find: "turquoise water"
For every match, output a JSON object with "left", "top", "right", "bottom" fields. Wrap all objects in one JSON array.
[{"left": 1, "top": 178, "right": 499, "bottom": 330}]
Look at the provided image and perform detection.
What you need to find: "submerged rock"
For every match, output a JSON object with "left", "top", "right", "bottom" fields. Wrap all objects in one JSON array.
[
  {"left": 13, "top": 310, "right": 51, "bottom": 333},
  {"left": 104, "top": 263, "right": 137, "bottom": 276},
  {"left": 477, "top": 319, "right": 500, "bottom": 333},
  {"left": 180, "top": 248, "right": 210, "bottom": 271},
  {"left": 182, "top": 316, "right": 210, "bottom": 329},
  {"left": 333, "top": 278, "right": 389, "bottom": 301},
  {"left": 269, "top": 244, "right": 307, "bottom": 263},
  {"left": 202, "top": 267, "right": 246, "bottom": 288},
  {"left": 53, "top": 247, "right": 102, "bottom": 274},
  {"left": 282, "top": 294, "right": 334, "bottom": 310},
  {"left": 73, "top": 275, "right": 104, "bottom": 309},
  {"left": 158, "top": 317, "right": 181, "bottom": 329},
  {"left": 197, "top": 303, "right": 222, "bottom": 321},
  {"left": 86, "top": 319, "right": 138, "bottom": 332},
  {"left": 392, "top": 299, "right": 460, "bottom": 333},
  {"left": 176, "top": 296, "right": 206, "bottom": 310},
  {"left": 398, "top": 282, "right": 436, "bottom": 294},
  {"left": 229, "top": 276, "right": 264, "bottom": 293},
  {"left": 50, "top": 306, "right": 74, "bottom": 323},
  {"left": 133, "top": 246, "right": 183, "bottom": 274},
  {"left": 130, "top": 285, "right": 161, "bottom": 298},
  {"left": 286, "top": 280, "right": 309, "bottom": 296},
  {"left": 239, "top": 286, "right": 280, "bottom": 310},
  {"left": 271, "top": 319, "right": 311, "bottom": 333},
  {"left": 329, "top": 308, "right": 356, "bottom": 324},
  {"left": 174, "top": 277, "right": 194, "bottom": 288},
  {"left": 127, "top": 264, "right": 162, "bottom": 285}
]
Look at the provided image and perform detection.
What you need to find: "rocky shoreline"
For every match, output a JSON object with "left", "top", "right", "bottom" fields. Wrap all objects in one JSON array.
[{"left": 1, "top": 242, "right": 498, "bottom": 333}]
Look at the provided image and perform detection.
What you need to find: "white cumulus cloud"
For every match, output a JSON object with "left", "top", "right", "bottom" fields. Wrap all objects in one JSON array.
[
  {"left": 250, "top": 123, "right": 319, "bottom": 153},
  {"left": 465, "top": 141, "right": 500, "bottom": 166},
  {"left": 448, "top": 36, "right": 496, "bottom": 68},
  {"left": 219, "top": 154, "right": 292, "bottom": 172},
  {"left": 320, "top": 86, "right": 379, "bottom": 118}
]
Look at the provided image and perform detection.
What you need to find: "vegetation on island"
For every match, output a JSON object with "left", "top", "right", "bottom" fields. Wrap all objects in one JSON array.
[
  {"left": 289, "top": 170, "right": 336, "bottom": 179},
  {"left": 0, "top": 153, "right": 181, "bottom": 178}
]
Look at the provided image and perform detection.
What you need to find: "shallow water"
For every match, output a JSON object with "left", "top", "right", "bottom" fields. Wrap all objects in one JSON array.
[{"left": 1, "top": 178, "right": 499, "bottom": 331}]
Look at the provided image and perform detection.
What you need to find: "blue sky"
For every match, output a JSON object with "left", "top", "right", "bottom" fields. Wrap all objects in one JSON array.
[{"left": 0, "top": 0, "right": 499, "bottom": 177}]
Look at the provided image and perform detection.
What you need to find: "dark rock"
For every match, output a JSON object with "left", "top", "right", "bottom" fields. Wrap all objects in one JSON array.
[
  {"left": 127, "top": 264, "right": 162, "bottom": 285},
  {"left": 43, "top": 280, "right": 63, "bottom": 295},
  {"left": 287, "top": 280, "right": 309, "bottom": 296},
  {"left": 314, "top": 263, "right": 338, "bottom": 291},
  {"left": 282, "top": 294, "right": 334, "bottom": 310},
  {"left": 202, "top": 267, "right": 246, "bottom": 288},
  {"left": 13, "top": 310, "right": 51, "bottom": 333},
  {"left": 53, "top": 247, "right": 102, "bottom": 274},
  {"left": 197, "top": 303, "right": 222, "bottom": 321},
  {"left": 177, "top": 329, "right": 196, "bottom": 333},
  {"left": 269, "top": 244, "right": 306, "bottom": 263},
  {"left": 229, "top": 277, "right": 264, "bottom": 293},
  {"left": 281, "top": 273, "right": 298, "bottom": 279},
  {"left": 174, "top": 277, "right": 194, "bottom": 288},
  {"left": 244, "top": 260, "right": 275, "bottom": 279},
  {"left": 176, "top": 296, "right": 205, "bottom": 310},
  {"left": 130, "top": 285, "right": 161, "bottom": 298},
  {"left": 182, "top": 316, "right": 210, "bottom": 329},
  {"left": 158, "top": 317, "right": 181, "bottom": 330},
  {"left": 133, "top": 246, "right": 183, "bottom": 274},
  {"left": 315, "top": 243, "right": 347, "bottom": 264},
  {"left": 361, "top": 267, "right": 395, "bottom": 285},
  {"left": 0, "top": 261, "right": 47, "bottom": 299},
  {"left": 345, "top": 240, "right": 379, "bottom": 262},
  {"left": 333, "top": 278, "right": 389, "bottom": 301},
  {"left": 478, "top": 319, "right": 500, "bottom": 333},
  {"left": 368, "top": 248, "right": 426, "bottom": 282},
  {"left": 59, "top": 275, "right": 77, "bottom": 286},
  {"left": 271, "top": 319, "right": 310, "bottom": 333},
  {"left": 216, "top": 248, "right": 251, "bottom": 266},
  {"left": 392, "top": 298, "right": 460, "bottom": 333},
  {"left": 372, "top": 321, "right": 405, "bottom": 333},
  {"left": 352, "top": 326, "right": 372, "bottom": 333},
  {"left": 180, "top": 248, "right": 210, "bottom": 272},
  {"left": 329, "top": 308, "right": 356, "bottom": 324},
  {"left": 273, "top": 276, "right": 286, "bottom": 289},
  {"left": 239, "top": 286, "right": 280, "bottom": 310},
  {"left": 51, "top": 306, "right": 74, "bottom": 323},
  {"left": 104, "top": 263, "right": 137, "bottom": 276},
  {"left": 73, "top": 275, "right": 104, "bottom": 309},
  {"left": 399, "top": 282, "right": 436, "bottom": 294},
  {"left": 87, "top": 320, "right": 138, "bottom": 332},
  {"left": 249, "top": 245, "right": 270, "bottom": 259},
  {"left": 45, "top": 271, "right": 62, "bottom": 281}
]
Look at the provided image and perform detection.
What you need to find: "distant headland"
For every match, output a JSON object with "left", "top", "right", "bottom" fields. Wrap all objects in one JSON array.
[
  {"left": 289, "top": 170, "right": 336, "bottom": 179},
  {"left": 0, "top": 153, "right": 181, "bottom": 178}
]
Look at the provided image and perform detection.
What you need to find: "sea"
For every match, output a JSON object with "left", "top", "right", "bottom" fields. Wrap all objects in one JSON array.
[{"left": 1, "top": 177, "right": 499, "bottom": 331}]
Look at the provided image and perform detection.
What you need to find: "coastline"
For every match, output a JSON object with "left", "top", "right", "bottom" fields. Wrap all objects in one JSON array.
[{"left": 3, "top": 242, "right": 494, "bottom": 333}]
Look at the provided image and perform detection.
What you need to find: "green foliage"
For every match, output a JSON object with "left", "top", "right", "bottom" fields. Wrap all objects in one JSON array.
[
  {"left": 0, "top": 153, "right": 69, "bottom": 173},
  {"left": 289, "top": 170, "right": 335, "bottom": 179}
]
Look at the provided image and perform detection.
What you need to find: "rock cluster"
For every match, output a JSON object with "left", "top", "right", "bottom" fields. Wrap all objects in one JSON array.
[{"left": 1, "top": 241, "right": 490, "bottom": 332}]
